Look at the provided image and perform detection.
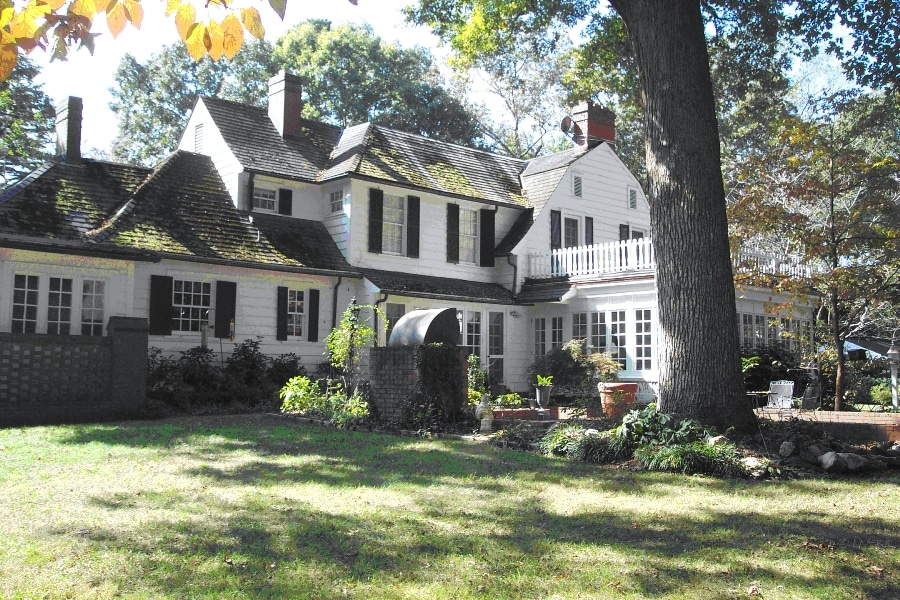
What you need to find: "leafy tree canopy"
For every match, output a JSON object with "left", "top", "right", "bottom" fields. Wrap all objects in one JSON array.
[
  {"left": 0, "top": 55, "right": 52, "bottom": 186},
  {"left": 273, "top": 20, "right": 479, "bottom": 146}
]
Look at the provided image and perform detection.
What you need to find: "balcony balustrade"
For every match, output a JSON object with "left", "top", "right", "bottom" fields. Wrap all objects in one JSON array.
[{"left": 526, "top": 238, "right": 810, "bottom": 280}]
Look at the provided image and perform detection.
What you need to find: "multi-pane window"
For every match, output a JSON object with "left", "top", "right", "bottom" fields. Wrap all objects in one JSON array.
[
  {"left": 462, "top": 311, "right": 481, "bottom": 358},
  {"left": 383, "top": 194, "right": 405, "bottom": 254},
  {"left": 610, "top": 310, "right": 627, "bottom": 368},
  {"left": 287, "top": 290, "right": 305, "bottom": 337},
  {"left": 487, "top": 312, "right": 504, "bottom": 386},
  {"left": 47, "top": 277, "right": 73, "bottom": 335},
  {"left": 81, "top": 280, "right": 105, "bottom": 336},
  {"left": 635, "top": 309, "right": 652, "bottom": 370},
  {"left": 741, "top": 314, "right": 755, "bottom": 348},
  {"left": 329, "top": 189, "right": 344, "bottom": 214},
  {"left": 564, "top": 217, "right": 579, "bottom": 248},
  {"left": 572, "top": 312, "right": 588, "bottom": 345},
  {"left": 253, "top": 187, "right": 276, "bottom": 211},
  {"left": 534, "top": 317, "right": 546, "bottom": 357},
  {"left": 12, "top": 274, "right": 39, "bottom": 333},
  {"left": 590, "top": 312, "right": 607, "bottom": 352},
  {"left": 573, "top": 175, "right": 583, "bottom": 197},
  {"left": 172, "top": 280, "right": 211, "bottom": 332},
  {"left": 459, "top": 208, "right": 478, "bottom": 264},
  {"left": 551, "top": 316, "right": 564, "bottom": 350}
]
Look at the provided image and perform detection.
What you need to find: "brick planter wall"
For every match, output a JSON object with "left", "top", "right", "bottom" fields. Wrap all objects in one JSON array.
[
  {"left": 0, "top": 317, "right": 149, "bottom": 426},
  {"left": 757, "top": 408, "right": 900, "bottom": 443}
]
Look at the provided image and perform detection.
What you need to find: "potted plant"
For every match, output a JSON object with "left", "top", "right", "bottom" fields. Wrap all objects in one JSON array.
[
  {"left": 534, "top": 374, "right": 553, "bottom": 408},
  {"left": 591, "top": 352, "right": 638, "bottom": 418}
]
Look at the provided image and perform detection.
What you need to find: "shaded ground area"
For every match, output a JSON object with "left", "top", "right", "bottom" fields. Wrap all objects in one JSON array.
[{"left": 1, "top": 414, "right": 898, "bottom": 599}]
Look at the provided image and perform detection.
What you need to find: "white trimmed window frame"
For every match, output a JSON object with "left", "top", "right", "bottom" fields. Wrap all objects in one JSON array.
[
  {"left": 382, "top": 193, "right": 406, "bottom": 255},
  {"left": 287, "top": 289, "right": 305, "bottom": 338},
  {"left": 171, "top": 279, "right": 211, "bottom": 333},
  {"left": 328, "top": 188, "right": 345, "bottom": 214},
  {"left": 252, "top": 186, "right": 277, "bottom": 212},
  {"left": 459, "top": 207, "right": 478, "bottom": 264},
  {"left": 10, "top": 273, "right": 107, "bottom": 336}
]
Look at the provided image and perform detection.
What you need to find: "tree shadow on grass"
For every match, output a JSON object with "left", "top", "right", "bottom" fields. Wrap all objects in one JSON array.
[{"left": 71, "top": 485, "right": 900, "bottom": 599}]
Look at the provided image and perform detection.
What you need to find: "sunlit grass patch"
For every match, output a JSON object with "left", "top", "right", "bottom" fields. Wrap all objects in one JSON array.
[{"left": 0, "top": 414, "right": 897, "bottom": 599}]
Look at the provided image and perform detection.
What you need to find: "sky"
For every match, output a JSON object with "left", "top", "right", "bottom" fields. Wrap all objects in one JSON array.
[{"left": 32, "top": 0, "right": 443, "bottom": 155}]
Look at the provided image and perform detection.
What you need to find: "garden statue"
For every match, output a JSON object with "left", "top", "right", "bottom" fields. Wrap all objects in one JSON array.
[{"left": 475, "top": 395, "right": 494, "bottom": 433}]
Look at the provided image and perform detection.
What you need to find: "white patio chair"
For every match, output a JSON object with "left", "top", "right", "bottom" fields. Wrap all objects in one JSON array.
[{"left": 767, "top": 380, "right": 794, "bottom": 409}]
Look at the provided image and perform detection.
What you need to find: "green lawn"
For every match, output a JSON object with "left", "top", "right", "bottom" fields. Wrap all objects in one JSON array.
[{"left": 0, "top": 414, "right": 897, "bottom": 599}]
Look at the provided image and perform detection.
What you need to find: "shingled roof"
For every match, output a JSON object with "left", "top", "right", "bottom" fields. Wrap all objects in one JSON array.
[
  {"left": 363, "top": 269, "right": 517, "bottom": 304},
  {"left": 200, "top": 96, "right": 342, "bottom": 182},
  {"left": 323, "top": 125, "right": 528, "bottom": 208},
  {"left": 0, "top": 158, "right": 152, "bottom": 240},
  {"left": 93, "top": 151, "right": 355, "bottom": 274}
]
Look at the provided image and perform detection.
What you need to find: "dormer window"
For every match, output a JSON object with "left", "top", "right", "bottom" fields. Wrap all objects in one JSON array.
[
  {"left": 329, "top": 189, "right": 344, "bottom": 214},
  {"left": 253, "top": 187, "right": 277, "bottom": 212}
]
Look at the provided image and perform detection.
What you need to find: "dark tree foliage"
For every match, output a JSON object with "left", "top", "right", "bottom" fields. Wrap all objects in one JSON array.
[{"left": 0, "top": 56, "right": 53, "bottom": 187}]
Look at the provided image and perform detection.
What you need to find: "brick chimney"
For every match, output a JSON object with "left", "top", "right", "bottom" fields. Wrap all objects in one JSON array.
[
  {"left": 572, "top": 101, "right": 615, "bottom": 150},
  {"left": 55, "top": 96, "right": 82, "bottom": 162},
  {"left": 268, "top": 70, "right": 303, "bottom": 139}
]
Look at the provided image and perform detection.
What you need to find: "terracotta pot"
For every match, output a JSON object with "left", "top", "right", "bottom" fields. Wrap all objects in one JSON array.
[{"left": 598, "top": 382, "right": 639, "bottom": 419}]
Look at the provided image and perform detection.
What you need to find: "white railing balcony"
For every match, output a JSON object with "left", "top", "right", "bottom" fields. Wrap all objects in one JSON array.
[
  {"left": 528, "top": 238, "right": 656, "bottom": 280},
  {"left": 526, "top": 239, "right": 811, "bottom": 281},
  {"left": 734, "top": 248, "right": 813, "bottom": 279}
]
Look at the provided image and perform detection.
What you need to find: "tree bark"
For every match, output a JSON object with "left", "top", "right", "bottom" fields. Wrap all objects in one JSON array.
[
  {"left": 830, "top": 287, "right": 845, "bottom": 410},
  {"left": 610, "top": 0, "right": 755, "bottom": 431}
]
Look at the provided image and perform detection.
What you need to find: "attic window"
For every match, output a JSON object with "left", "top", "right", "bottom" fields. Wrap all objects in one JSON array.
[
  {"left": 573, "top": 175, "right": 583, "bottom": 197},
  {"left": 329, "top": 189, "right": 344, "bottom": 213},
  {"left": 628, "top": 187, "right": 637, "bottom": 209},
  {"left": 194, "top": 123, "right": 203, "bottom": 153},
  {"left": 253, "top": 187, "right": 277, "bottom": 212}
]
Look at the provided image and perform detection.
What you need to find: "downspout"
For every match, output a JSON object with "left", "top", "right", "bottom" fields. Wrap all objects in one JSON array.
[
  {"left": 507, "top": 254, "right": 519, "bottom": 296},
  {"left": 374, "top": 293, "right": 389, "bottom": 346},
  {"left": 331, "top": 276, "right": 343, "bottom": 330}
]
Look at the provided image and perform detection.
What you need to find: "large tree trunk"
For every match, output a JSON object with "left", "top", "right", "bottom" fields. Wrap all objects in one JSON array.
[
  {"left": 610, "top": 0, "right": 755, "bottom": 431},
  {"left": 830, "top": 287, "right": 845, "bottom": 410}
]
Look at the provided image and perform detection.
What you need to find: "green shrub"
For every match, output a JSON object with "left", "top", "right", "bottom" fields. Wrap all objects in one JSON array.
[
  {"left": 491, "top": 422, "right": 541, "bottom": 450},
  {"left": 280, "top": 376, "right": 370, "bottom": 427},
  {"left": 869, "top": 381, "right": 892, "bottom": 406},
  {"left": 179, "top": 346, "right": 220, "bottom": 389},
  {"left": 494, "top": 392, "right": 526, "bottom": 407},
  {"left": 618, "top": 403, "right": 711, "bottom": 446},
  {"left": 634, "top": 442, "right": 747, "bottom": 478},
  {"left": 226, "top": 337, "right": 270, "bottom": 386},
  {"left": 280, "top": 376, "right": 325, "bottom": 413},
  {"left": 269, "top": 353, "right": 306, "bottom": 388},
  {"left": 570, "top": 430, "right": 635, "bottom": 463},
  {"left": 538, "top": 423, "right": 586, "bottom": 456}
]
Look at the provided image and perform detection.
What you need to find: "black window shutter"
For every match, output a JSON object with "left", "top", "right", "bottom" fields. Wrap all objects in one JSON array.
[
  {"left": 277, "top": 189, "right": 293, "bottom": 215},
  {"left": 550, "top": 210, "right": 562, "bottom": 250},
  {"left": 619, "top": 224, "right": 630, "bottom": 241},
  {"left": 149, "top": 275, "right": 173, "bottom": 335},
  {"left": 447, "top": 203, "right": 460, "bottom": 263},
  {"left": 407, "top": 196, "right": 420, "bottom": 258},
  {"left": 276, "top": 286, "right": 288, "bottom": 341},
  {"left": 479, "top": 208, "right": 495, "bottom": 267},
  {"left": 368, "top": 188, "right": 384, "bottom": 254},
  {"left": 307, "top": 289, "right": 320, "bottom": 342},
  {"left": 215, "top": 280, "right": 237, "bottom": 339},
  {"left": 585, "top": 217, "right": 594, "bottom": 246}
]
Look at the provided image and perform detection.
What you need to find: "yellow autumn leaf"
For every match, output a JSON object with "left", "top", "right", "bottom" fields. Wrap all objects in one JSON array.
[
  {"left": 164, "top": 0, "right": 179, "bottom": 16},
  {"left": 184, "top": 21, "right": 206, "bottom": 60},
  {"left": 240, "top": 6, "right": 264, "bottom": 40},
  {"left": 205, "top": 18, "right": 223, "bottom": 60},
  {"left": 0, "top": 2, "right": 13, "bottom": 29},
  {"left": 69, "top": 0, "right": 96, "bottom": 20},
  {"left": 220, "top": 13, "right": 242, "bottom": 60},
  {"left": 174, "top": 2, "right": 194, "bottom": 42},
  {"left": 8, "top": 9, "right": 42, "bottom": 39},
  {"left": 106, "top": 0, "right": 126, "bottom": 37},
  {"left": 123, "top": 0, "right": 142, "bottom": 28},
  {"left": 0, "top": 42, "right": 16, "bottom": 82}
]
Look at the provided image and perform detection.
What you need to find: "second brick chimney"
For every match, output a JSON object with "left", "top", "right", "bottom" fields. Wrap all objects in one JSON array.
[
  {"left": 572, "top": 101, "right": 615, "bottom": 150},
  {"left": 55, "top": 96, "right": 82, "bottom": 162},
  {"left": 268, "top": 70, "right": 303, "bottom": 139}
]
